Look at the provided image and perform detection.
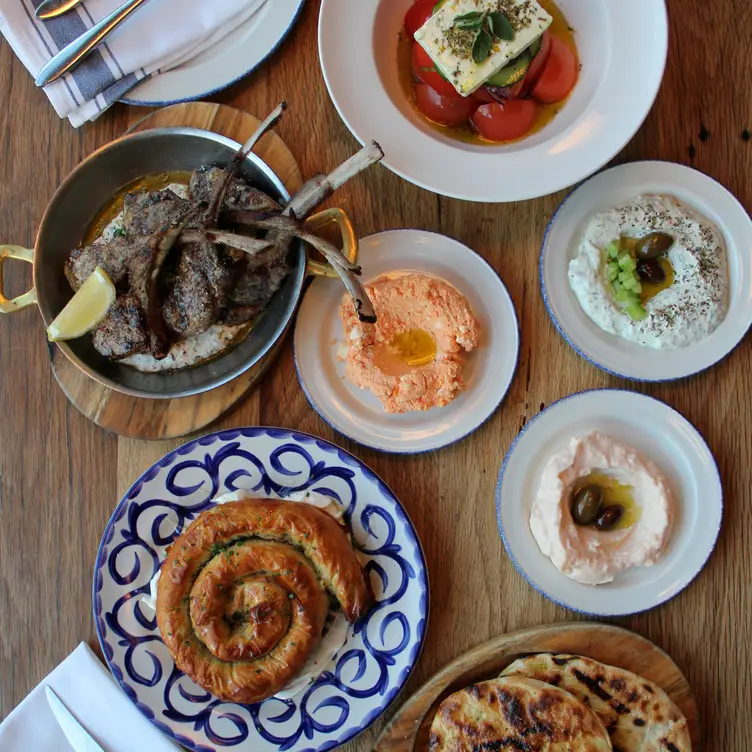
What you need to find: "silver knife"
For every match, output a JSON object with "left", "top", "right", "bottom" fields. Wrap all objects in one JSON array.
[
  {"left": 35, "top": 0, "right": 150, "bottom": 88},
  {"left": 45, "top": 686, "right": 106, "bottom": 752}
]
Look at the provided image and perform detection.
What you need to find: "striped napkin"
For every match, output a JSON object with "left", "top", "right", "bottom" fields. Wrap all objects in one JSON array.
[{"left": 0, "top": 0, "right": 268, "bottom": 127}]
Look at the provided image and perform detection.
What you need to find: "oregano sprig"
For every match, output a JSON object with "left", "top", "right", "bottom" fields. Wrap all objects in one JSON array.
[{"left": 452, "top": 9, "right": 515, "bottom": 64}]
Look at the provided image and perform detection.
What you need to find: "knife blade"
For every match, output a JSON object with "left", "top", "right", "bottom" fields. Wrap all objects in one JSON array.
[
  {"left": 45, "top": 686, "right": 106, "bottom": 752},
  {"left": 35, "top": 0, "right": 85, "bottom": 20}
]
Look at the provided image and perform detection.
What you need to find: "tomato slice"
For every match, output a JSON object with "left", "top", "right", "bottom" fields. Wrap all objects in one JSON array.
[
  {"left": 411, "top": 43, "right": 458, "bottom": 97},
  {"left": 415, "top": 83, "right": 479, "bottom": 127},
  {"left": 404, "top": 0, "right": 436, "bottom": 38},
  {"left": 471, "top": 86, "right": 496, "bottom": 103},
  {"left": 519, "top": 31, "right": 551, "bottom": 96},
  {"left": 530, "top": 37, "right": 578, "bottom": 104},
  {"left": 471, "top": 100, "right": 539, "bottom": 142}
]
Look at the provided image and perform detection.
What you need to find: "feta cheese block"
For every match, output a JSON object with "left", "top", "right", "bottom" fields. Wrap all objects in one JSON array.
[{"left": 415, "top": 0, "right": 552, "bottom": 96}]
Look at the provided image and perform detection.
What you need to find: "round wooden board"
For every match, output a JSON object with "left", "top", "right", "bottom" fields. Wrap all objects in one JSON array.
[
  {"left": 49, "top": 102, "right": 303, "bottom": 440},
  {"left": 374, "top": 622, "right": 700, "bottom": 752}
]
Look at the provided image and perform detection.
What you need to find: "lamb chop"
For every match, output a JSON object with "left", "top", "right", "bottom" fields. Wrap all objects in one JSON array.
[
  {"left": 89, "top": 209, "right": 198, "bottom": 359},
  {"left": 123, "top": 189, "right": 195, "bottom": 236},
  {"left": 65, "top": 236, "right": 136, "bottom": 292},
  {"left": 92, "top": 294, "right": 149, "bottom": 359},
  {"left": 189, "top": 168, "right": 280, "bottom": 214},
  {"left": 162, "top": 240, "right": 234, "bottom": 336}
]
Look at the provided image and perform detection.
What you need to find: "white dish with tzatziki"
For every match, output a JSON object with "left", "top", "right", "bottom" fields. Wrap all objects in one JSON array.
[{"left": 541, "top": 161, "right": 752, "bottom": 381}]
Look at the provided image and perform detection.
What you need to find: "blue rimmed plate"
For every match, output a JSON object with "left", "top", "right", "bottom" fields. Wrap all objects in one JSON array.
[
  {"left": 293, "top": 230, "right": 520, "bottom": 454},
  {"left": 122, "top": 0, "right": 306, "bottom": 106},
  {"left": 496, "top": 389, "right": 722, "bottom": 616},
  {"left": 541, "top": 161, "right": 752, "bottom": 381},
  {"left": 93, "top": 428, "right": 428, "bottom": 752}
]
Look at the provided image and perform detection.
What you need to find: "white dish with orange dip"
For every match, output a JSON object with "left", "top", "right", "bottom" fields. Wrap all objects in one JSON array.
[
  {"left": 318, "top": 0, "right": 668, "bottom": 201},
  {"left": 293, "top": 230, "right": 519, "bottom": 453}
]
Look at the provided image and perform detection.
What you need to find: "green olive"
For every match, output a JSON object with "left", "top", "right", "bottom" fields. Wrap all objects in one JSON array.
[
  {"left": 594, "top": 505, "right": 625, "bottom": 531},
  {"left": 635, "top": 232, "right": 674, "bottom": 260},
  {"left": 571, "top": 486, "right": 604, "bottom": 526}
]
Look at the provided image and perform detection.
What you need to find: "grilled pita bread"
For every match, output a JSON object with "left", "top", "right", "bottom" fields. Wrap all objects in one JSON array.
[
  {"left": 502, "top": 654, "right": 691, "bottom": 751},
  {"left": 429, "top": 675, "right": 612, "bottom": 751}
]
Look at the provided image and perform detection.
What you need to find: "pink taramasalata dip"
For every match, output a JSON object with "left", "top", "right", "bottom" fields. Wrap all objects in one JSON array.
[{"left": 530, "top": 431, "right": 674, "bottom": 585}]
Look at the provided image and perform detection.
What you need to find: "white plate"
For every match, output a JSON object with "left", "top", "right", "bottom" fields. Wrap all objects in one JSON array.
[
  {"left": 93, "top": 428, "right": 428, "bottom": 752},
  {"left": 123, "top": 0, "right": 305, "bottom": 106},
  {"left": 318, "top": 0, "right": 667, "bottom": 202},
  {"left": 541, "top": 161, "right": 752, "bottom": 381},
  {"left": 293, "top": 230, "right": 520, "bottom": 453},
  {"left": 496, "top": 389, "right": 723, "bottom": 616}
]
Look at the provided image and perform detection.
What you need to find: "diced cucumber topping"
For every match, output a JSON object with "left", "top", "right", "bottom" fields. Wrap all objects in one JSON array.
[
  {"left": 631, "top": 281, "right": 643, "bottom": 294},
  {"left": 606, "top": 241, "right": 620, "bottom": 259},
  {"left": 614, "top": 288, "right": 636, "bottom": 304},
  {"left": 618, "top": 271, "right": 631, "bottom": 284},
  {"left": 626, "top": 302, "right": 648, "bottom": 321},
  {"left": 618, "top": 253, "right": 635, "bottom": 271},
  {"left": 607, "top": 264, "right": 619, "bottom": 282},
  {"left": 612, "top": 280, "right": 622, "bottom": 293}
]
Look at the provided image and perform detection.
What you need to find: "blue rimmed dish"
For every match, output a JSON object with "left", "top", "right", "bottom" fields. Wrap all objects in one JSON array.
[
  {"left": 293, "top": 229, "right": 520, "bottom": 454},
  {"left": 92, "top": 427, "right": 429, "bottom": 752},
  {"left": 122, "top": 0, "right": 306, "bottom": 106},
  {"left": 541, "top": 161, "right": 752, "bottom": 382},
  {"left": 496, "top": 389, "right": 723, "bottom": 616}
]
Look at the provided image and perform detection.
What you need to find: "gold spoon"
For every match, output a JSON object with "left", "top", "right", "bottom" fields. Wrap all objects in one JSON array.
[{"left": 35, "top": 0, "right": 85, "bottom": 20}]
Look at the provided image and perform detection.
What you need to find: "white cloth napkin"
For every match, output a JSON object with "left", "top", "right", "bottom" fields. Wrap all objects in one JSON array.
[
  {"left": 0, "top": 0, "right": 268, "bottom": 127},
  {"left": 0, "top": 642, "right": 180, "bottom": 751}
]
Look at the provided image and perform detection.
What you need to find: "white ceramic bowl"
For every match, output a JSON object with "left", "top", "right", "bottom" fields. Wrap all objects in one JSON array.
[
  {"left": 541, "top": 161, "right": 752, "bottom": 381},
  {"left": 496, "top": 389, "right": 723, "bottom": 616},
  {"left": 318, "top": 0, "right": 668, "bottom": 202},
  {"left": 294, "top": 230, "right": 520, "bottom": 453}
]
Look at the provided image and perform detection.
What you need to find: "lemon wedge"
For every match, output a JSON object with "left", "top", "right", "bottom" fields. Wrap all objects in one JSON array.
[{"left": 47, "top": 266, "right": 116, "bottom": 342}]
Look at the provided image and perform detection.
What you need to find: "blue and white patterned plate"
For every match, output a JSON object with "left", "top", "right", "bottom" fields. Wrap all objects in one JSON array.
[{"left": 93, "top": 428, "right": 429, "bottom": 752}]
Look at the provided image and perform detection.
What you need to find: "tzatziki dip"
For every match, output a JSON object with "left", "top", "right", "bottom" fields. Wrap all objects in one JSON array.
[{"left": 568, "top": 195, "right": 728, "bottom": 349}]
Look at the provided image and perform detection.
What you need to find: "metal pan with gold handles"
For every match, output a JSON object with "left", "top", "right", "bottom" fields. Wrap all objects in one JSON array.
[{"left": 0, "top": 127, "right": 368, "bottom": 400}]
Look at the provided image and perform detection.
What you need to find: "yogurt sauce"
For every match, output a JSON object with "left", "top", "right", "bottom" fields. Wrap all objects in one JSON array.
[
  {"left": 100, "top": 183, "right": 248, "bottom": 374},
  {"left": 568, "top": 195, "right": 728, "bottom": 349},
  {"left": 141, "top": 490, "right": 356, "bottom": 701}
]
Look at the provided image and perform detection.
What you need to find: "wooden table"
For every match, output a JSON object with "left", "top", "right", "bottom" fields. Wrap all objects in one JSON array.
[{"left": 0, "top": 1, "right": 749, "bottom": 749}]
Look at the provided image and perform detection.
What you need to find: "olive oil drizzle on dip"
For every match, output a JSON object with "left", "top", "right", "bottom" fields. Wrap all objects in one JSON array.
[{"left": 573, "top": 472, "right": 642, "bottom": 531}]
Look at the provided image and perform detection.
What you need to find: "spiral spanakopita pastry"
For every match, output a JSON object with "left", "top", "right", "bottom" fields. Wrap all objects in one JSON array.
[{"left": 156, "top": 498, "right": 373, "bottom": 703}]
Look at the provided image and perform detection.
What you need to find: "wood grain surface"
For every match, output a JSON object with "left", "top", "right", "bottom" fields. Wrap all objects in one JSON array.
[
  {"left": 49, "top": 103, "right": 303, "bottom": 440},
  {"left": 0, "top": 1, "right": 750, "bottom": 750},
  {"left": 374, "top": 622, "right": 700, "bottom": 751}
]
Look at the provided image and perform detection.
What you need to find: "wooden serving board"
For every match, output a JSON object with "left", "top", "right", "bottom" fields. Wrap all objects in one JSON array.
[
  {"left": 49, "top": 102, "right": 303, "bottom": 440},
  {"left": 374, "top": 622, "right": 700, "bottom": 752}
]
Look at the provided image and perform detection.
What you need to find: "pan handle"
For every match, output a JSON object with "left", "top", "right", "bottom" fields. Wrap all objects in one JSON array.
[
  {"left": 304, "top": 208, "right": 359, "bottom": 278},
  {"left": 0, "top": 246, "right": 37, "bottom": 314}
]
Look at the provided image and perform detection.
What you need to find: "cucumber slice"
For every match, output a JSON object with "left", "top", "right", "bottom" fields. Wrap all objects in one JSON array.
[
  {"left": 632, "top": 281, "right": 643, "bottom": 294},
  {"left": 528, "top": 36, "right": 543, "bottom": 59},
  {"left": 606, "top": 264, "right": 619, "bottom": 282},
  {"left": 486, "top": 51, "right": 531, "bottom": 87},
  {"left": 626, "top": 302, "right": 648, "bottom": 321},
  {"left": 617, "top": 253, "right": 634, "bottom": 270},
  {"left": 615, "top": 288, "right": 635, "bottom": 304},
  {"left": 606, "top": 241, "right": 620, "bottom": 259}
]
